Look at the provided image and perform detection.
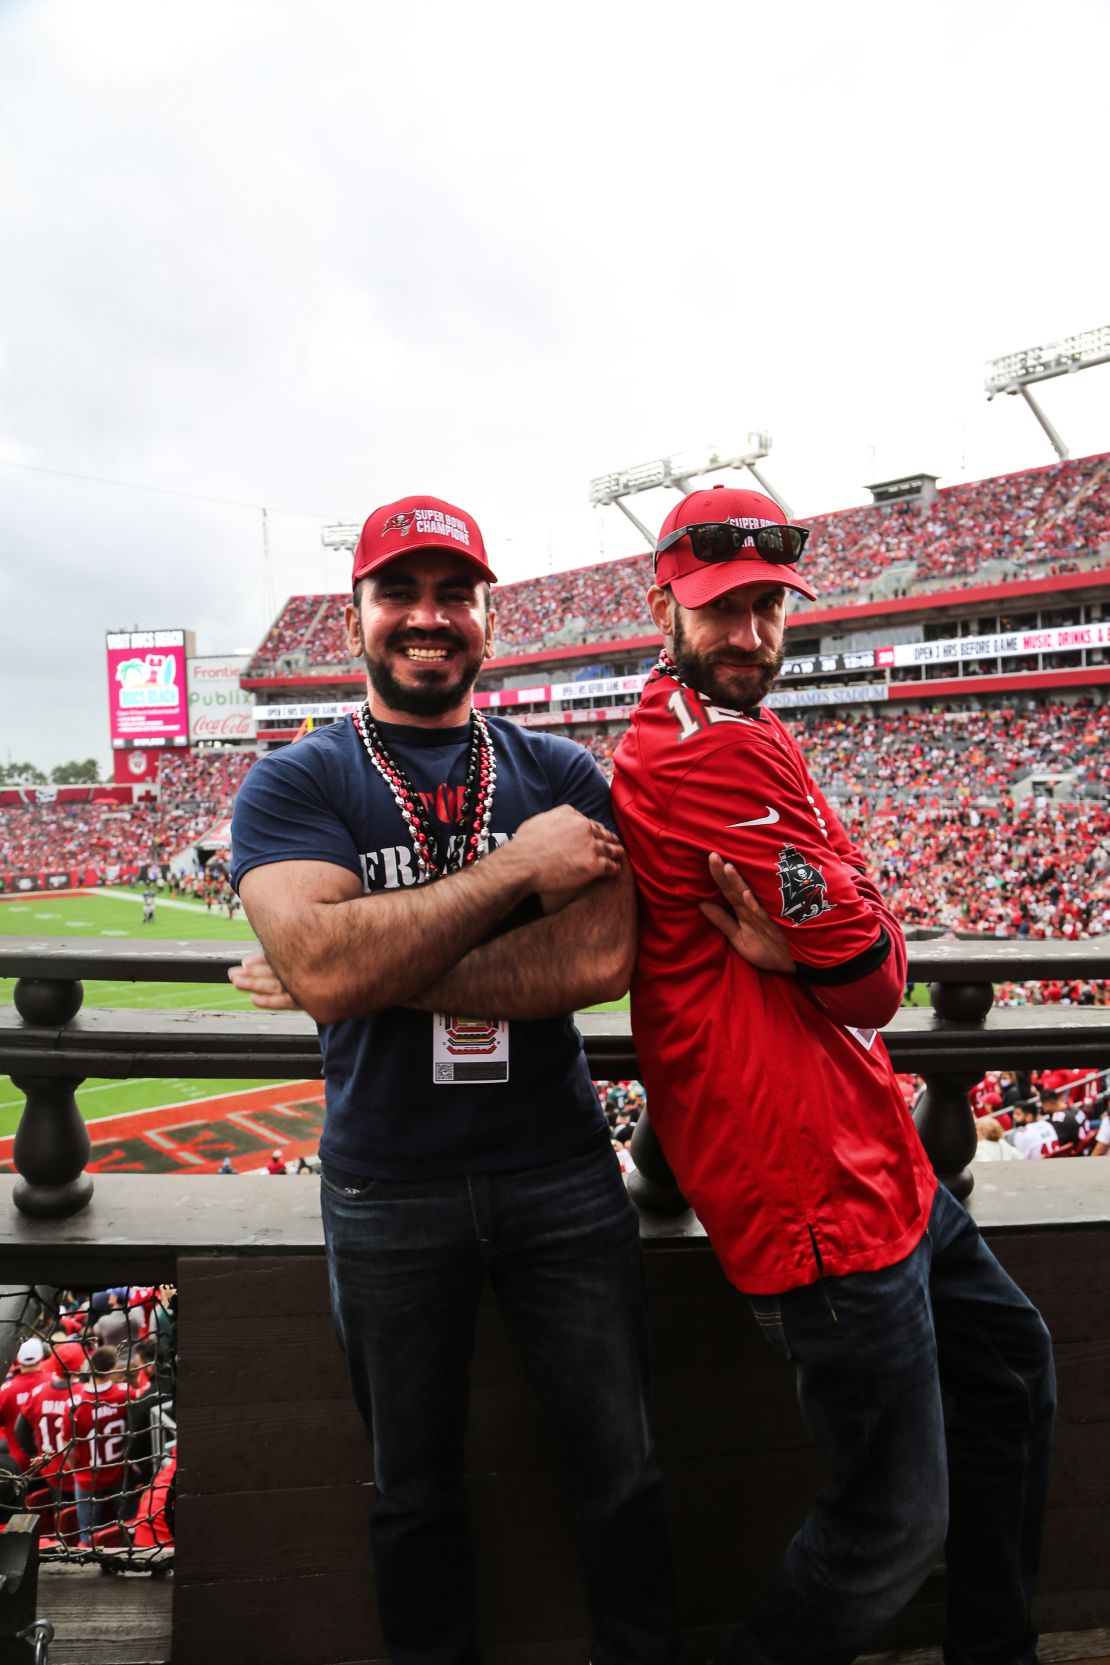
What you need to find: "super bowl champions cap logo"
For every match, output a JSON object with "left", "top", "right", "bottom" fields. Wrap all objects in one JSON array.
[
  {"left": 382, "top": 512, "right": 416, "bottom": 537},
  {"left": 412, "top": 508, "right": 471, "bottom": 547}
]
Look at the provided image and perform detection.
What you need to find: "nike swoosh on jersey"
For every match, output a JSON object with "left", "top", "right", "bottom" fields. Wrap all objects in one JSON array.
[{"left": 727, "top": 806, "right": 781, "bottom": 828}]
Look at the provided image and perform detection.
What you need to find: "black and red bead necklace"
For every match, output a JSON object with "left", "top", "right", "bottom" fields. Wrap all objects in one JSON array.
[
  {"left": 352, "top": 702, "right": 496, "bottom": 881},
  {"left": 649, "top": 648, "right": 704, "bottom": 700}
]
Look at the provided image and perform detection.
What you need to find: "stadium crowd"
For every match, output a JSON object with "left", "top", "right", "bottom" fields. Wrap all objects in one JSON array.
[
  {"left": 0, "top": 1286, "right": 176, "bottom": 1557},
  {"left": 244, "top": 454, "right": 1110, "bottom": 673},
  {"left": 576, "top": 699, "right": 1110, "bottom": 940},
  {"left": 858, "top": 800, "right": 1110, "bottom": 938},
  {"left": 791, "top": 702, "right": 1110, "bottom": 800},
  {"left": 0, "top": 751, "right": 254, "bottom": 889},
  {"left": 247, "top": 594, "right": 324, "bottom": 670}
]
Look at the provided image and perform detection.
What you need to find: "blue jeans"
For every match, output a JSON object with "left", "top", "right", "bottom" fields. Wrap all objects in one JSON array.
[
  {"left": 73, "top": 1482, "right": 121, "bottom": 1548},
  {"left": 320, "top": 1141, "right": 678, "bottom": 1665},
  {"left": 738, "top": 1184, "right": 1056, "bottom": 1665}
]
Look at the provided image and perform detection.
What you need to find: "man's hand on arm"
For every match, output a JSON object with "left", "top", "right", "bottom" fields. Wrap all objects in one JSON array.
[
  {"left": 228, "top": 956, "right": 298, "bottom": 1010},
  {"left": 232, "top": 805, "right": 623, "bottom": 1024},
  {"left": 406, "top": 850, "right": 638, "bottom": 1020},
  {"left": 701, "top": 850, "right": 904, "bottom": 1027},
  {"left": 700, "top": 852, "right": 796, "bottom": 974}
]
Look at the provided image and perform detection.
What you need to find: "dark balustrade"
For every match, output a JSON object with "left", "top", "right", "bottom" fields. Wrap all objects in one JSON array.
[{"left": 2, "top": 935, "right": 1110, "bottom": 1219}]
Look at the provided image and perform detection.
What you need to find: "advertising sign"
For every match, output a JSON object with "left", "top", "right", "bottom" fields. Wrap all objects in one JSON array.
[
  {"left": 106, "top": 630, "right": 189, "bottom": 748},
  {"left": 187, "top": 655, "right": 253, "bottom": 742},
  {"left": 766, "top": 683, "right": 889, "bottom": 710},
  {"left": 875, "top": 620, "right": 1110, "bottom": 670}
]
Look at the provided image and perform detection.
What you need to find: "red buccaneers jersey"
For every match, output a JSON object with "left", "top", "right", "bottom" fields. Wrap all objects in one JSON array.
[
  {"left": 64, "top": 1383, "right": 130, "bottom": 1493},
  {"left": 611, "top": 668, "right": 936, "bottom": 1295},
  {"left": 0, "top": 1370, "right": 48, "bottom": 1472},
  {"left": 17, "top": 1377, "right": 73, "bottom": 1483}
]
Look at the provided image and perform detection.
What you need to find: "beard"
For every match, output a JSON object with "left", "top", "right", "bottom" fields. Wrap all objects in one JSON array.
[
  {"left": 672, "top": 611, "right": 784, "bottom": 711},
  {"left": 364, "top": 632, "right": 485, "bottom": 718}
]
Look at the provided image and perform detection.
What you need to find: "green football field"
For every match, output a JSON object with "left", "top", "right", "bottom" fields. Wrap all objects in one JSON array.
[{"left": 0, "top": 887, "right": 278, "bottom": 1136}]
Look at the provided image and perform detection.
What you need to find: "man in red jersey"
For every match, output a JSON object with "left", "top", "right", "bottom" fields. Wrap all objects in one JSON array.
[
  {"left": 14, "top": 1367, "right": 74, "bottom": 1503},
  {"left": 0, "top": 1340, "right": 51, "bottom": 1473},
  {"left": 611, "top": 485, "right": 1056, "bottom": 1665},
  {"left": 61, "top": 1346, "right": 130, "bottom": 1547}
]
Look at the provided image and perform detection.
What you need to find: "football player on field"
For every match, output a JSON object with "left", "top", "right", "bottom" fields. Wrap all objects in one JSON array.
[{"left": 611, "top": 485, "right": 1056, "bottom": 1665}]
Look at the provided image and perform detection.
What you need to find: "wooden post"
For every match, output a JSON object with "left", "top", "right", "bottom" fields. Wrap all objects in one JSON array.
[
  {"left": 627, "top": 1113, "right": 691, "bottom": 1217},
  {"left": 10, "top": 979, "right": 93, "bottom": 1219},
  {"left": 913, "top": 980, "right": 994, "bottom": 1201}
]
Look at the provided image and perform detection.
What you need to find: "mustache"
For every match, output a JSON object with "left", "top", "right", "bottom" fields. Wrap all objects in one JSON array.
[
  {"left": 386, "top": 630, "right": 466, "bottom": 650},
  {"left": 710, "top": 652, "right": 778, "bottom": 669}
]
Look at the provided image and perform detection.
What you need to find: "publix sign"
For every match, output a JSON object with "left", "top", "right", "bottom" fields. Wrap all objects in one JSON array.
[{"left": 187, "top": 655, "right": 253, "bottom": 743}]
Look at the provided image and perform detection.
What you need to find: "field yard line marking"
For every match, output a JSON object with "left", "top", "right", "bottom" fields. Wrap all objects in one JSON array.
[
  {"left": 143, "top": 1130, "right": 207, "bottom": 1163},
  {"left": 226, "top": 1108, "right": 318, "bottom": 1141}
]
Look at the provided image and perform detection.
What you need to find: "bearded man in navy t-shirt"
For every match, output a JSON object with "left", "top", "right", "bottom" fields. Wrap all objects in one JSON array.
[{"left": 230, "top": 495, "right": 677, "bottom": 1665}]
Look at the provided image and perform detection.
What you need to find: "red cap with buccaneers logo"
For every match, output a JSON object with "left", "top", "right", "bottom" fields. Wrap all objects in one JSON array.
[
  {"left": 654, "top": 485, "right": 816, "bottom": 605},
  {"left": 352, "top": 495, "right": 498, "bottom": 587}
]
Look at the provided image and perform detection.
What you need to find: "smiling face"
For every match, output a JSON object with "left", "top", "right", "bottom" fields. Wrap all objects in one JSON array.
[
  {"left": 647, "top": 577, "right": 787, "bottom": 710},
  {"left": 346, "top": 551, "right": 495, "bottom": 725}
]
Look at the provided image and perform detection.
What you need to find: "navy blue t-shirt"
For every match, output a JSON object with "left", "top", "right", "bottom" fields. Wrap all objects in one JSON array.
[{"left": 230, "top": 714, "right": 612, "bottom": 1178}]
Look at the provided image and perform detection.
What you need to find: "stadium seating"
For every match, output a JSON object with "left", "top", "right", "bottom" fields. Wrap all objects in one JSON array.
[
  {"left": 0, "top": 751, "right": 254, "bottom": 887},
  {"left": 243, "top": 454, "right": 1110, "bottom": 674}
]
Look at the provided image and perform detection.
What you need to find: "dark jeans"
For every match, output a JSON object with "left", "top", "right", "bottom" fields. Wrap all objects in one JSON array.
[
  {"left": 73, "top": 1482, "right": 124, "bottom": 1548},
  {"left": 738, "top": 1183, "right": 1056, "bottom": 1665},
  {"left": 320, "top": 1141, "right": 678, "bottom": 1665}
]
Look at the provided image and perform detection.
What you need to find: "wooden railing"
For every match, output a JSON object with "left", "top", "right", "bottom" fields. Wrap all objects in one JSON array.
[{"left": 2, "top": 935, "right": 1110, "bottom": 1217}]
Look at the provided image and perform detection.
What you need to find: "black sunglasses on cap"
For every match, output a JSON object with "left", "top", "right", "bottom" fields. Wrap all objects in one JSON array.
[{"left": 654, "top": 520, "right": 810, "bottom": 568}]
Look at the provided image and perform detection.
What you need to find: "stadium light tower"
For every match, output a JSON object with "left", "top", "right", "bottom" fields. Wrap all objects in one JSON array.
[
  {"left": 985, "top": 324, "right": 1110, "bottom": 460},
  {"left": 589, "top": 436, "right": 791, "bottom": 545},
  {"left": 321, "top": 522, "right": 360, "bottom": 555}
]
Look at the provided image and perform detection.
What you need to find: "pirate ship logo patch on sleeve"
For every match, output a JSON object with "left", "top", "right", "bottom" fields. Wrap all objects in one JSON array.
[{"left": 777, "top": 844, "right": 834, "bottom": 924}]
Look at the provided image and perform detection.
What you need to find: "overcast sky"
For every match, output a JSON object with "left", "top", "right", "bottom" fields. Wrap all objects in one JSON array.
[{"left": 2, "top": 0, "right": 1109, "bottom": 771}]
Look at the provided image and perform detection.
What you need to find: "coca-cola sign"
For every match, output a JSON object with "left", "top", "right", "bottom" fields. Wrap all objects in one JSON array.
[
  {"left": 191, "top": 710, "right": 253, "bottom": 739},
  {"left": 187, "top": 655, "right": 253, "bottom": 744}
]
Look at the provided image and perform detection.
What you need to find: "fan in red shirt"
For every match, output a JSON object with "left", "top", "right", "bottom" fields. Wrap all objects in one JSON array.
[
  {"left": 61, "top": 1346, "right": 130, "bottom": 1548},
  {"left": 14, "top": 1371, "right": 75, "bottom": 1502},
  {"left": 611, "top": 485, "right": 1055, "bottom": 1665},
  {"left": 0, "top": 1340, "right": 52, "bottom": 1473}
]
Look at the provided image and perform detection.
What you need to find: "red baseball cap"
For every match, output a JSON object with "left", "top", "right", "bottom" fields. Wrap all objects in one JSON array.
[
  {"left": 352, "top": 495, "right": 498, "bottom": 587},
  {"left": 654, "top": 485, "right": 817, "bottom": 605},
  {"left": 50, "top": 1339, "right": 89, "bottom": 1376}
]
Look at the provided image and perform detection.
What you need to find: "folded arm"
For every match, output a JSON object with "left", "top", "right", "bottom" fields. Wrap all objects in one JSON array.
[
  {"left": 233, "top": 805, "right": 624, "bottom": 1024},
  {"left": 678, "top": 736, "right": 907, "bottom": 1028},
  {"left": 700, "top": 853, "right": 905, "bottom": 1028},
  {"left": 407, "top": 857, "right": 638, "bottom": 1018}
]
